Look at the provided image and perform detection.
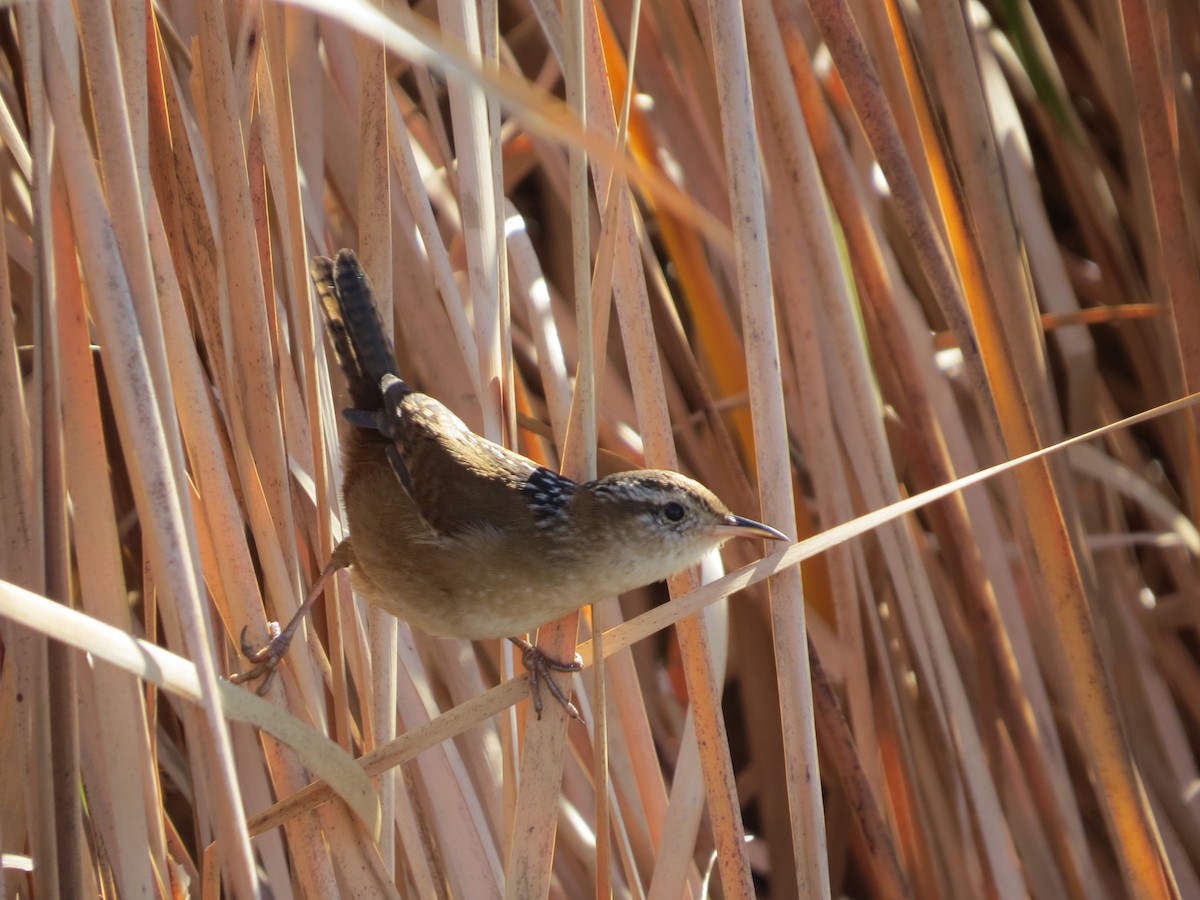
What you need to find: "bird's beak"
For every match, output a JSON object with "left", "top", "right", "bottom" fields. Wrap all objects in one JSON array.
[{"left": 721, "top": 514, "right": 790, "bottom": 542}]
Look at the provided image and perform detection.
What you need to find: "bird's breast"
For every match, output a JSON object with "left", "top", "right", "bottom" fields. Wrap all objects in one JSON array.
[{"left": 342, "top": 452, "right": 604, "bottom": 638}]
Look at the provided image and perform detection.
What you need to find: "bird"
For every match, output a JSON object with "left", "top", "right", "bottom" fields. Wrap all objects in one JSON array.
[{"left": 233, "top": 248, "right": 788, "bottom": 717}]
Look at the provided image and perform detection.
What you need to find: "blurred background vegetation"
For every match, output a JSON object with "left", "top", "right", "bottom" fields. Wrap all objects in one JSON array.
[{"left": 1, "top": 0, "right": 1198, "bottom": 897}]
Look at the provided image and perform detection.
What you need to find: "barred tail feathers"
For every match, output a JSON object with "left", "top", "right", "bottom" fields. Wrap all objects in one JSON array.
[{"left": 310, "top": 249, "right": 403, "bottom": 411}]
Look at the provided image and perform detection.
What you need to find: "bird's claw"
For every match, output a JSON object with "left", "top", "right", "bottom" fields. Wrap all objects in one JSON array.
[
  {"left": 230, "top": 622, "right": 291, "bottom": 695},
  {"left": 514, "top": 639, "right": 583, "bottom": 721}
]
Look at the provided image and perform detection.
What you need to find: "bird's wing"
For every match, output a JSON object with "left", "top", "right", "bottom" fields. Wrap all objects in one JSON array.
[{"left": 376, "top": 375, "right": 552, "bottom": 535}]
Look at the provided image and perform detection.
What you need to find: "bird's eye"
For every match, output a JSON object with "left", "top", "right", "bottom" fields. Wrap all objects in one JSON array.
[{"left": 662, "top": 501, "right": 685, "bottom": 522}]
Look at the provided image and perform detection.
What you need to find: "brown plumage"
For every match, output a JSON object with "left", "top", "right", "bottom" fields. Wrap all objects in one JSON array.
[{"left": 235, "top": 249, "right": 787, "bottom": 716}]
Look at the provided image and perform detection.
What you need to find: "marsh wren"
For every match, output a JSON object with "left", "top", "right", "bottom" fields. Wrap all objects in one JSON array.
[{"left": 233, "top": 249, "right": 787, "bottom": 716}]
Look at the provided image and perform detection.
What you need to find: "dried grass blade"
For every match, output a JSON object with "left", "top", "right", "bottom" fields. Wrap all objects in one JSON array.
[{"left": 42, "top": 14, "right": 257, "bottom": 896}]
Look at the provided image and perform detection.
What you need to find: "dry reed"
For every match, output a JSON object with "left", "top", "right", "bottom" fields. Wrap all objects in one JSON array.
[{"left": 1, "top": 0, "right": 1198, "bottom": 897}]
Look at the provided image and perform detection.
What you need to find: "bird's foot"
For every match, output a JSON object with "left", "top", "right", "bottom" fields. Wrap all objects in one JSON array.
[
  {"left": 510, "top": 637, "right": 583, "bottom": 721},
  {"left": 229, "top": 622, "right": 292, "bottom": 695},
  {"left": 230, "top": 551, "right": 347, "bottom": 695}
]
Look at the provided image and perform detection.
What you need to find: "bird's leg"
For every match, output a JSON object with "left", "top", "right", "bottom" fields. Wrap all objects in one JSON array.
[
  {"left": 509, "top": 637, "right": 584, "bottom": 721},
  {"left": 231, "top": 540, "right": 353, "bottom": 695}
]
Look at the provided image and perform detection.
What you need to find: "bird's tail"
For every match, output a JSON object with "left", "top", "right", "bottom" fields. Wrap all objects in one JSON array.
[{"left": 310, "top": 249, "right": 404, "bottom": 411}]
